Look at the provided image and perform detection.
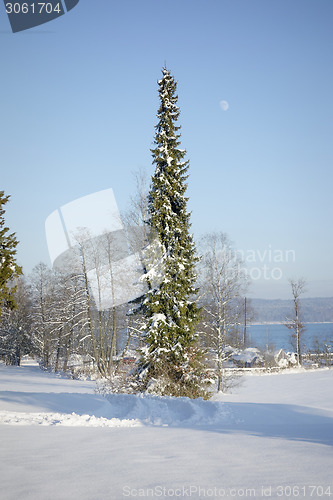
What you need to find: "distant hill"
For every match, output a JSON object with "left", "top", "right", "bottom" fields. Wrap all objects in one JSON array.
[{"left": 250, "top": 297, "right": 333, "bottom": 324}]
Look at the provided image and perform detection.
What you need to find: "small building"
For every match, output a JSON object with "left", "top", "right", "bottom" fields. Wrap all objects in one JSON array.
[
  {"left": 275, "top": 349, "right": 298, "bottom": 368},
  {"left": 231, "top": 348, "right": 263, "bottom": 368}
]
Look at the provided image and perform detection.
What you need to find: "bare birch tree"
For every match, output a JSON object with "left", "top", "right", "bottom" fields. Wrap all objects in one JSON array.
[
  {"left": 30, "top": 263, "right": 56, "bottom": 368},
  {"left": 50, "top": 269, "right": 88, "bottom": 372},
  {"left": 0, "top": 277, "right": 33, "bottom": 365},
  {"left": 71, "top": 228, "right": 134, "bottom": 378},
  {"left": 122, "top": 168, "right": 150, "bottom": 255},
  {"left": 198, "top": 232, "right": 249, "bottom": 392},
  {"left": 285, "top": 278, "right": 307, "bottom": 365}
]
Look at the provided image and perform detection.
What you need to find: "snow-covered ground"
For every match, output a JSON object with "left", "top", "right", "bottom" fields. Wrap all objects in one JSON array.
[{"left": 0, "top": 360, "right": 332, "bottom": 499}]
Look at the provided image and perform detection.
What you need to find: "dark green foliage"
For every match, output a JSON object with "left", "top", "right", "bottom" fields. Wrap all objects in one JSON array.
[{"left": 0, "top": 191, "right": 22, "bottom": 317}]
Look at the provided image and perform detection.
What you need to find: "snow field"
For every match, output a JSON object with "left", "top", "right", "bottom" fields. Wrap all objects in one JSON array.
[{"left": 0, "top": 360, "right": 332, "bottom": 499}]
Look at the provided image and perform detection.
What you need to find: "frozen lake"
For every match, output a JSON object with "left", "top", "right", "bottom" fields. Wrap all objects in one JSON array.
[{"left": 247, "top": 322, "right": 333, "bottom": 352}]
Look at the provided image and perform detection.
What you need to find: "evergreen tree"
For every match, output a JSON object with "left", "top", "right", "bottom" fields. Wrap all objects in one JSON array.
[
  {"left": 0, "top": 191, "right": 22, "bottom": 317},
  {"left": 139, "top": 68, "right": 207, "bottom": 398}
]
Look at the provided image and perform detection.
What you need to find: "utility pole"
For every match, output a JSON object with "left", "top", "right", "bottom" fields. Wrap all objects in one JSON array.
[{"left": 243, "top": 297, "right": 247, "bottom": 347}]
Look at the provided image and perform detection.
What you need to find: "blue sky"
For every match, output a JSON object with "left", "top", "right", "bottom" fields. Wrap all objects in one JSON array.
[{"left": 1, "top": 0, "right": 333, "bottom": 299}]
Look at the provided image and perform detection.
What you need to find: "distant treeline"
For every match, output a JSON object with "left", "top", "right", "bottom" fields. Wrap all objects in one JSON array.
[{"left": 250, "top": 297, "right": 333, "bottom": 324}]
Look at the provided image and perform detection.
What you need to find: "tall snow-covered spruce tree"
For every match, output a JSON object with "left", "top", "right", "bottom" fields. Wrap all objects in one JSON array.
[{"left": 139, "top": 67, "right": 208, "bottom": 398}]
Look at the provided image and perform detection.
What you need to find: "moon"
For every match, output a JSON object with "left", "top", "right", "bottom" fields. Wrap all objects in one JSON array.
[{"left": 220, "top": 100, "right": 229, "bottom": 111}]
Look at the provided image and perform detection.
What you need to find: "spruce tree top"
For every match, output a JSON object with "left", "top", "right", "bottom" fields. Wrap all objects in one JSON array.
[{"left": 149, "top": 68, "right": 192, "bottom": 256}]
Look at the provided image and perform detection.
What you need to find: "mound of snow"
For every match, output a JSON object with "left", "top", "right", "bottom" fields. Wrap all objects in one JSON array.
[{"left": 105, "top": 393, "right": 230, "bottom": 427}]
